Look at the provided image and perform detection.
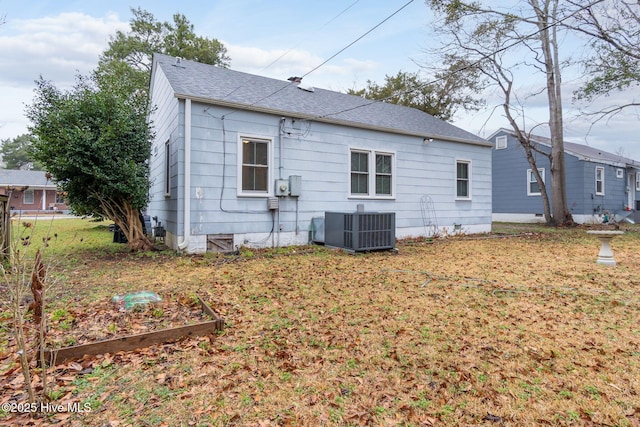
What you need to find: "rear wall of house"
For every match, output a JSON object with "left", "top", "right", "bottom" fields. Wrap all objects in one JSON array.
[{"left": 149, "top": 97, "right": 492, "bottom": 251}]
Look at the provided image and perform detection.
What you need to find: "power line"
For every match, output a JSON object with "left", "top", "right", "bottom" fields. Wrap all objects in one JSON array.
[
  {"left": 221, "top": 1, "right": 361, "bottom": 102},
  {"left": 259, "top": 0, "right": 361, "bottom": 73},
  {"left": 301, "top": 0, "right": 415, "bottom": 79},
  {"left": 311, "top": 0, "right": 606, "bottom": 121},
  {"left": 222, "top": 0, "right": 415, "bottom": 119}
]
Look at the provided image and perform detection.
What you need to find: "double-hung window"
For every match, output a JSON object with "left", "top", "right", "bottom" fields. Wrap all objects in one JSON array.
[
  {"left": 595, "top": 166, "right": 605, "bottom": 195},
  {"left": 350, "top": 151, "right": 369, "bottom": 195},
  {"left": 23, "top": 189, "right": 34, "bottom": 205},
  {"left": 527, "top": 168, "right": 544, "bottom": 196},
  {"left": 239, "top": 136, "right": 271, "bottom": 196},
  {"left": 456, "top": 160, "right": 471, "bottom": 199},
  {"left": 349, "top": 149, "right": 394, "bottom": 198},
  {"left": 636, "top": 173, "right": 640, "bottom": 192}
]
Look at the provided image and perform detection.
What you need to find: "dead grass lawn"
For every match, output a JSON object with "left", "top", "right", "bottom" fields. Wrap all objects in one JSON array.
[{"left": 1, "top": 223, "right": 640, "bottom": 426}]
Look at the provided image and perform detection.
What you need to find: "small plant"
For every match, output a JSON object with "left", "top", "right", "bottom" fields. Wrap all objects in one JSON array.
[
  {"left": 585, "top": 385, "right": 600, "bottom": 399},
  {"left": 280, "top": 372, "right": 292, "bottom": 381}
]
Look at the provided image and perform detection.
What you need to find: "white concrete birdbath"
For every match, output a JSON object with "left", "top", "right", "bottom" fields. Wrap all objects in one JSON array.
[{"left": 587, "top": 230, "right": 624, "bottom": 266}]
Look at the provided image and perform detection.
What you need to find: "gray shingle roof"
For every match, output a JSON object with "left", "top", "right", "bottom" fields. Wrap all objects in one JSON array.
[
  {"left": 152, "top": 53, "right": 490, "bottom": 146},
  {"left": 493, "top": 127, "right": 639, "bottom": 168},
  {"left": 0, "top": 170, "right": 54, "bottom": 187}
]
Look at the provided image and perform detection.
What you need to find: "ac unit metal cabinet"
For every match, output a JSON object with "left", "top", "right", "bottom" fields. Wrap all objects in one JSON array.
[
  {"left": 324, "top": 211, "right": 395, "bottom": 252},
  {"left": 310, "top": 216, "right": 325, "bottom": 243}
]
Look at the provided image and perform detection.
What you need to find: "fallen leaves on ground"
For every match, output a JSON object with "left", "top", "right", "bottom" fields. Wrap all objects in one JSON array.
[{"left": 1, "top": 225, "right": 640, "bottom": 426}]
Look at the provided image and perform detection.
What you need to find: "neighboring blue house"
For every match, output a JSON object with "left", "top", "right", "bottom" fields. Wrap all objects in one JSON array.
[
  {"left": 491, "top": 128, "right": 640, "bottom": 224},
  {"left": 147, "top": 54, "right": 493, "bottom": 253}
]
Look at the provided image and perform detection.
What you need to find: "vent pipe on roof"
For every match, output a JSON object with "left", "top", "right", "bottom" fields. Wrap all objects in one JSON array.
[{"left": 287, "top": 76, "right": 302, "bottom": 84}]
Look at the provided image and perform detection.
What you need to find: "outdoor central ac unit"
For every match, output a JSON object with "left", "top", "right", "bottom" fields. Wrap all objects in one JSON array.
[{"left": 324, "top": 211, "right": 395, "bottom": 252}]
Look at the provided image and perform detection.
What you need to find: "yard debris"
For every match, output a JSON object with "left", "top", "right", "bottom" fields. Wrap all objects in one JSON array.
[
  {"left": 111, "top": 291, "right": 162, "bottom": 310},
  {"left": 483, "top": 412, "right": 503, "bottom": 422}
]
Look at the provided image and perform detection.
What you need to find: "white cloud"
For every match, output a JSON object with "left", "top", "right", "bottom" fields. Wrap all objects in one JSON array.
[
  {"left": 0, "top": 12, "right": 129, "bottom": 140},
  {"left": 0, "top": 12, "right": 127, "bottom": 86}
]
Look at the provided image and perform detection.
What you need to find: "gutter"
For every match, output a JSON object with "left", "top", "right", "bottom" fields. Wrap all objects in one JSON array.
[{"left": 178, "top": 98, "right": 191, "bottom": 250}]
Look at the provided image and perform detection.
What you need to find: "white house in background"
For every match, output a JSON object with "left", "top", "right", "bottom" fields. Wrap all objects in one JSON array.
[{"left": 147, "top": 54, "right": 493, "bottom": 253}]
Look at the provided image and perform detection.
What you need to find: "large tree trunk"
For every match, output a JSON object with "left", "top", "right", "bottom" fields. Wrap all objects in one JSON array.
[
  {"left": 535, "top": 0, "right": 575, "bottom": 226},
  {"left": 97, "top": 194, "right": 154, "bottom": 251}
]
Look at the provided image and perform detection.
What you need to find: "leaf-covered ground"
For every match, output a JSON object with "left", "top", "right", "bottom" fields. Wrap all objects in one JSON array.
[{"left": 1, "top": 223, "right": 640, "bottom": 426}]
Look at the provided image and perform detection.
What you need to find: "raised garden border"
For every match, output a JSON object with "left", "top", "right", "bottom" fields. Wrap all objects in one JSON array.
[{"left": 44, "top": 296, "right": 224, "bottom": 366}]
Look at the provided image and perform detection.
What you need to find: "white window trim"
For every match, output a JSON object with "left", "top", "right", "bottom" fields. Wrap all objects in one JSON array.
[
  {"left": 164, "top": 139, "right": 171, "bottom": 197},
  {"left": 636, "top": 172, "right": 640, "bottom": 191},
  {"left": 595, "top": 166, "right": 605, "bottom": 196},
  {"left": 616, "top": 168, "right": 624, "bottom": 179},
  {"left": 237, "top": 134, "right": 274, "bottom": 197},
  {"left": 527, "top": 168, "right": 545, "bottom": 196},
  {"left": 495, "top": 135, "right": 507, "bottom": 150},
  {"left": 348, "top": 147, "right": 396, "bottom": 199},
  {"left": 23, "top": 189, "right": 35, "bottom": 205},
  {"left": 455, "top": 159, "right": 472, "bottom": 200}
]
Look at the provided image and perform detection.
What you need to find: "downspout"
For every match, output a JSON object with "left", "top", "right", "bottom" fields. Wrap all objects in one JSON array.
[
  {"left": 277, "top": 117, "right": 285, "bottom": 247},
  {"left": 278, "top": 117, "right": 285, "bottom": 180},
  {"left": 178, "top": 99, "right": 192, "bottom": 250}
]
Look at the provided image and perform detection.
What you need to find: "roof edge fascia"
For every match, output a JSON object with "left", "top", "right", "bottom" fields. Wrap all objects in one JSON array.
[{"left": 176, "top": 94, "right": 493, "bottom": 148}]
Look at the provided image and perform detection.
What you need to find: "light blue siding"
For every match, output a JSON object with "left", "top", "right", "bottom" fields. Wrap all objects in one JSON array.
[{"left": 149, "top": 67, "right": 492, "bottom": 251}]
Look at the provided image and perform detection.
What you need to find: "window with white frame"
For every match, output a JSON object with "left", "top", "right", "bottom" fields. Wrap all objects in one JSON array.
[
  {"left": 23, "top": 189, "right": 34, "bottom": 204},
  {"left": 349, "top": 149, "right": 394, "bottom": 197},
  {"left": 456, "top": 160, "right": 471, "bottom": 199},
  {"left": 495, "top": 135, "right": 507, "bottom": 150},
  {"left": 636, "top": 173, "right": 640, "bottom": 191},
  {"left": 55, "top": 192, "right": 65, "bottom": 205},
  {"left": 527, "top": 168, "right": 545, "bottom": 196},
  {"left": 595, "top": 166, "right": 605, "bottom": 195},
  {"left": 164, "top": 139, "right": 171, "bottom": 196},
  {"left": 616, "top": 168, "right": 624, "bottom": 179},
  {"left": 239, "top": 136, "right": 271, "bottom": 195}
]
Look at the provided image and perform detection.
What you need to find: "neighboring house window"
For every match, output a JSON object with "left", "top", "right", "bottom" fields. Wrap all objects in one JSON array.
[
  {"left": 55, "top": 192, "right": 65, "bottom": 204},
  {"left": 164, "top": 140, "right": 171, "bottom": 196},
  {"left": 616, "top": 168, "right": 624, "bottom": 179},
  {"left": 456, "top": 160, "right": 471, "bottom": 199},
  {"left": 636, "top": 173, "right": 640, "bottom": 191},
  {"left": 349, "top": 149, "right": 394, "bottom": 198},
  {"left": 495, "top": 135, "right": 507, "bottom": 150},
  {"left": 239, "top": 136, "right": 271, "bottom": 195},
  {"left": 595, "top": 166, "right": 605, "bottom": 195},
  {"left": 23, "top": 189, "right": 34, "bottom": 204},
  {"left": 527, "top": 168, "right": 545, "bottom": 196}
]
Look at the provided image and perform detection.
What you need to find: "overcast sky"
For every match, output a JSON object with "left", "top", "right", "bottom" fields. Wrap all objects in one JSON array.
[{"left": 1, "top": 0, "right": 639, "bottom": 159}]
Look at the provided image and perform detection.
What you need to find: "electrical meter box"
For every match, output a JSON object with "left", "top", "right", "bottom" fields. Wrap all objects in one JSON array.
[
  {"left": 289, "top": 175, "right": 301, "bottom": 197},
  {"left": 275, "top": 179, "right": 289, "bottom": 196}
]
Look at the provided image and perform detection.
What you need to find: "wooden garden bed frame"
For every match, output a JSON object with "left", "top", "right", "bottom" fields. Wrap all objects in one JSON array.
[{"left": 44, "top": 297, "right": 224, "bottom": 366}]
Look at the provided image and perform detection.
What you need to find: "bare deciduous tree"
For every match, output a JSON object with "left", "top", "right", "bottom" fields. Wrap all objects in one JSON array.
[
  {"left": 567, "top": 0, "right": 640, "bottom": 122},
  {"left": 426, "top": 0, "right": 579, "bottom": 225}
]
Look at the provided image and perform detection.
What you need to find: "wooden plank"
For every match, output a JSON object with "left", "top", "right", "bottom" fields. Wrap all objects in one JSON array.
[
  {"left": 200, "top": 300, "right": 220, "bottom": 319},
  {"left": 44, "top": 295, "right": 224, "bottom": 365},
  {"left": 207, "top": 234, "right": 234, "bottom": 253}
]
